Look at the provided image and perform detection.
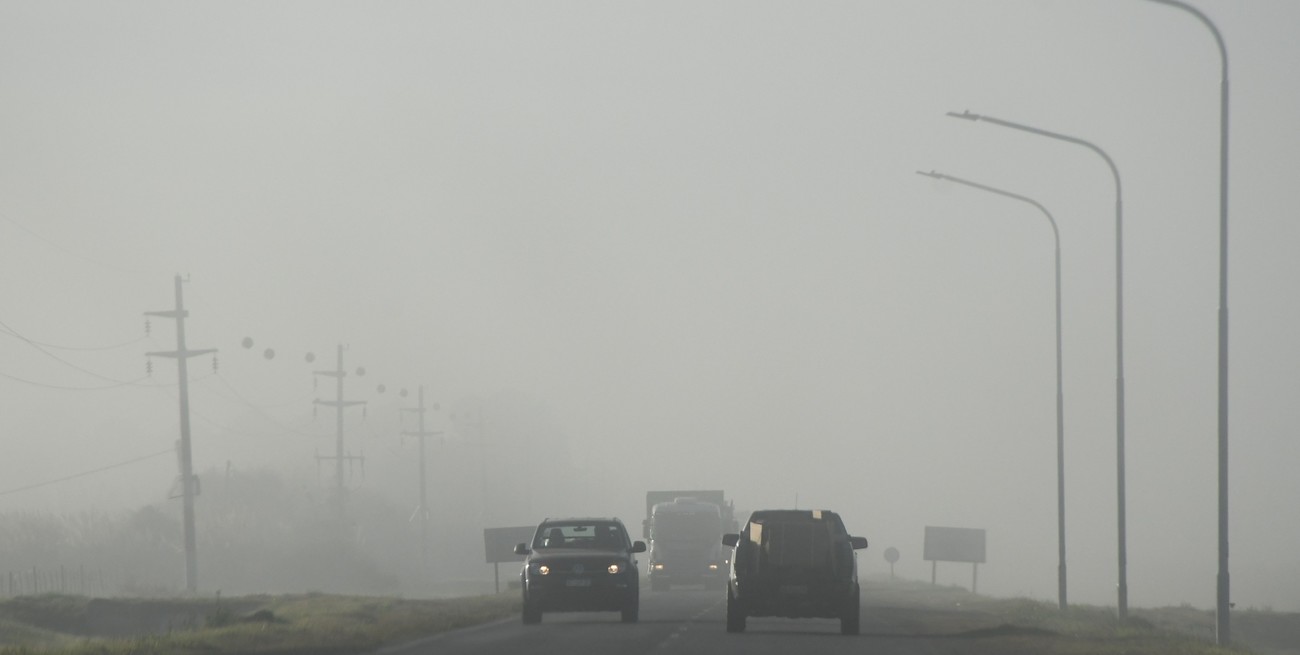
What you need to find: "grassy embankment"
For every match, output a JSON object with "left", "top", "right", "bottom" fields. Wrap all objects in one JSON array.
[
  {"left": 0, "top": 579, "right": 1295, "bottom": 654},
  {"left": 865, "top": 576, "right": 1295, "bottom": 655},
  {"left": 0, "top": 592, "right": 518, "bottom": 655}
]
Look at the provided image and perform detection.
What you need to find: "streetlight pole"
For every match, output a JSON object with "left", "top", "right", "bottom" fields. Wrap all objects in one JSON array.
[
  {"left": 917, "top": 170, "right": 1068, "bottom": 611},
  {"left": 948, "top": 110, "right": 1128, "bottom": 617},
  {"left": 1139, "top": 1, "right": 1231, "bottom": 643}
]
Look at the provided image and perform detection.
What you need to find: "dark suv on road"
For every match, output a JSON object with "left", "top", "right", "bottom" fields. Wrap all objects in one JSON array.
[
  {"left": 722, "top": 509, "right": 868, "bottom": 635},
  {"left": 514, "top": 517, "right": 646, "bottom": 624}
]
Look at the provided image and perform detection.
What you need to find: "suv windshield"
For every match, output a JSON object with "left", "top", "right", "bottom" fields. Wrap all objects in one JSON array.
[{"left": 533, "top": 521, "right": 628, "bottom": 550}]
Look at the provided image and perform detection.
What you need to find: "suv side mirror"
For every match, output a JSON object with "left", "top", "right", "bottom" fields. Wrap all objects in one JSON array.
[
  {"left": 850, "top": 536, "right": 868, "bottom": 550},
  {"left": 514, "top": 542, "right": 531, "bottom": 556},
  {"left": 722, "top": 533, "right": 740, "bottom": 548},
  {"left": 631, "top": 540, "right": 647, "bottom": 553}
]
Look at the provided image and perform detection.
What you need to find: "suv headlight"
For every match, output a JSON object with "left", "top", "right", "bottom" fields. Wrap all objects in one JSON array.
[
  {"left": 607, "top": 563, "right": 622, "bottom": 574},
  {"left": 532, "top": 564, "right": 550, "bottom": 576}
]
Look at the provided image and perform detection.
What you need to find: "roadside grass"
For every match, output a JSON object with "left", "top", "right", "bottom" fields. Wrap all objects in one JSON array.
[
  {"left": 0, "top": 595, "right": 90, "bottom": 634},
  {"left": 0, "top": 617, "right": 77, "bottom": 651},
  {"left": 864, "top": 576, "right": 1261, "bottom": 655},
  {"left": 0, "top": 593, "right": 519, "bottom": 655},
  {"left": 1, "top": 580, "right": 1293, "bottom": 654}
]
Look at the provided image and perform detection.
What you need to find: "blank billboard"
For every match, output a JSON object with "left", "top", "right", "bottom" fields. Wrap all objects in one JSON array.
[{"left": 923, "top": 526, "right": 986, "bottom": 563}]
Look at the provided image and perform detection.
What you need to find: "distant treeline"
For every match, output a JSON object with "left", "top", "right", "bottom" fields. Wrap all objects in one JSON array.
[{"left": 0, "top": 468, "right": 415, "bottom": 597}]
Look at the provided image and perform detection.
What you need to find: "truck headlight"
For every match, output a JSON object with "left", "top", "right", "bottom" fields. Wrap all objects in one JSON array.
[
  {"left": 608, "top": 563, "right": 622, "bottom": 574},
  {"left": 709, "top": 564, "right": 719, "bottom": 571},
  {"left": 652, "top": 563, "right": 665, "bottom": 571},
  {"left": 537, "top": 564, "right": 550, "bottom": 576}
]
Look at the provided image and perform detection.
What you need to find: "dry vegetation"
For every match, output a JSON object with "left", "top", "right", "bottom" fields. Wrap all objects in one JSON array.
[
  {"left": 864, "top": 576, "right": 1297, "bottom": 655},
  {"left": 0, "top": 578, "right": 1295, "bottom": 654},
  {"left": 0, "top": 593, "right": 518, "bottom": 654}
]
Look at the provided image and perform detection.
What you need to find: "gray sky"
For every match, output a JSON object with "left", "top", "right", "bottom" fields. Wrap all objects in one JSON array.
[{"left": 2, "top": 0, "right": 1298, "bottom": 611}]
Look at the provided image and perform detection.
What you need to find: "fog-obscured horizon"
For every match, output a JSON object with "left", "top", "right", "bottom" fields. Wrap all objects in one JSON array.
[{"left": 2, "top": 1, "right": 1298, "bottom": 610}]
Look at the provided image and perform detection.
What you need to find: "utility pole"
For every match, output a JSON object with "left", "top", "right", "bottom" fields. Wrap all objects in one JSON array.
[
  {"left": 145, "top": 275, "right": 216, "bottom": 594},
  {"left": 474, "top": 404, "right": 490, "bottom": 525},
  {"left": 313, "top": 344, "right": 366, "bottom": 518},
  {"left": 400, "top": 385, "right": 442, "bottom": 577}
]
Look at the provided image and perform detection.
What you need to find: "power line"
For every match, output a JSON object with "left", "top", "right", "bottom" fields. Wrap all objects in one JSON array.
[
  {"left": 0, "top": 369, "right": 151, "bottom": 391},
  {"left": 194, "top": 373, "right": 334, "bottom": 438},
  {"left": 0, "top": 207, "right": 154, "bottom": 276},
  {"left": 188, "top": 399, "right": 329, "bottom": 441},
  {"left": 0, "top": 316, "right": 150, "bottom": 385},
  {"left": 144, "top": 374, "right": 328, "bottom": 440},
  {"left": 0, "top": 326, "right": 148, "bottom": 352},
  {"left": 210, "top": 371, "right": 316, "bottom": 411},
  {"left": 0, "top": 448, "right": 173, "bottom": 498}
]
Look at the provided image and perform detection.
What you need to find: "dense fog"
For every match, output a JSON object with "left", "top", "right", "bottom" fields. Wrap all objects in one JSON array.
[{"left": 1, "top": 1, "right": 1298, "bottom": 612}]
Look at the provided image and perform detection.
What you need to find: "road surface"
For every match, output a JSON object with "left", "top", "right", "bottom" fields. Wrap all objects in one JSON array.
[{"left": 379, "top": 586, "right": 979, "bottom": 655}]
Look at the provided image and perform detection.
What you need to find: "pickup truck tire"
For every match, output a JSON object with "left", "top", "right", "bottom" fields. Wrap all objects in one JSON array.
[
  {"left": 840, "top": 585, "right": 860, "bottom": 635},
  {"left": 726, "top": 589, "right": 746, "bottom": 633}
]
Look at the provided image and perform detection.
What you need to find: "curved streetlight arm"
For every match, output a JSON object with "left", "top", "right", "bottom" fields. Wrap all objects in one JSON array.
[
  {"left": 1143, "top": 0, "right": 1228, "bottom": 72},
  {"left": 946, "top": 111, "right": 1122, "bottom": 201},
  {"left": 916, "top": 170, "right": 1059, "bottom": 247}
]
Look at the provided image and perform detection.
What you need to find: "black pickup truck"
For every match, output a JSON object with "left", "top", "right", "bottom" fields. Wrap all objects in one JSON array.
[{"left": 722, "top": 509, "right": 868, "bottom": 635}]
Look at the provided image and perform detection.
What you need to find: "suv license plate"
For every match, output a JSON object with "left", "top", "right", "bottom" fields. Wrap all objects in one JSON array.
[{"left": 566, "top": 578, "right": 592, "bottom": 587}]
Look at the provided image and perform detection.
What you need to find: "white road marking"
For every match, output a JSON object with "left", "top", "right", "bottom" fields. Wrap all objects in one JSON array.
[{"left": 653, "top": 597, "right": 724, "bottom": 649}]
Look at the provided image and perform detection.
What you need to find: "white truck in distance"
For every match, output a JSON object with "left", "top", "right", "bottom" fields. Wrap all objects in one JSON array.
[{"left": 643, "top": 491, "right": 736, "bottom": 591}]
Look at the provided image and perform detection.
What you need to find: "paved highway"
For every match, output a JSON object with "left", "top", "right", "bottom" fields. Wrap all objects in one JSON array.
[{"left": 380, "top": 587, "right": 959, "bottom": 655}]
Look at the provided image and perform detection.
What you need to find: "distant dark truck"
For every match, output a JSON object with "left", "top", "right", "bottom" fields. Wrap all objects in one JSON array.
[{"left": 643, "top": 491, "right": 737, "bottom": 591}]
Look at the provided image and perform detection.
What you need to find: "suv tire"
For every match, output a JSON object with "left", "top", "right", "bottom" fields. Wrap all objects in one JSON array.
[{"left": 522, "top": 597, "right": 542, "bottom": 625}]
